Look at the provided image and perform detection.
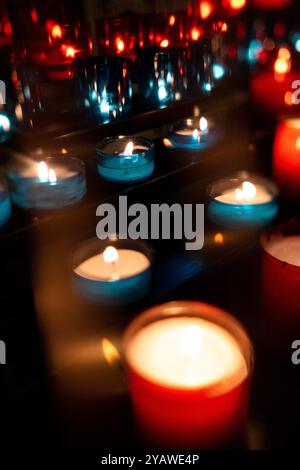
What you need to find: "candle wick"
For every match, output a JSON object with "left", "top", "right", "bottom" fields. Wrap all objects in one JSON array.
[{"left": 111, "top": 261, "right": 120, "bottom": 281}]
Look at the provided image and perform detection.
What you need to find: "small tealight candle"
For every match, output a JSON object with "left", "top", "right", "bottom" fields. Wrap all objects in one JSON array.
[
  {"left": 72, "top": 238, "right": 152, "bottom": 304},
  {"left": 273, "top": 118, "right": 300, "bottom": 200},
  {"left": 123, "top": 301, "right": 253, "bottom": 449},
  {"left": 167, "top": 116, "right": 218, "bottom": 150},
  {"left": 0, "top": 176, "right": 12, "bottom": 228},
  {"left": 96, "top": 136, "right": 155, "bottom": 183},
  {"left": 8, "top": 157, "right": 86, "bottom": 209},
  {"left": 208, "top": 173, "right": 279, "bottom": 228},
  {"left": 261, "top": 224, "right": 300, "bottom": 348}
]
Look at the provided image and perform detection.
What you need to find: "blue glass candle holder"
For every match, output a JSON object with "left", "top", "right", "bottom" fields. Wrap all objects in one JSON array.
[
  {"left": 136, "top": 47, "right": 188, "bottom": 109},
  {"left": 0, "top": 176, "right": 12, "bottom": 228},
  {"left": 207, "top": 173, "right": 279, "bottom": 228},
  {"left": 8, "top": 157, "right": 86, "bottom": 210},
  {"left": 167, "top": 115, "right": 219, "bottom": 150},
  {"left": 73, "top": 56, "right": 132, "bottom": 124},
  {"left": 96, "top": 136, "right": 154, "bottom": 183},
  {"left": 72, "top": 237, "right": 153, "bottom": 305}
]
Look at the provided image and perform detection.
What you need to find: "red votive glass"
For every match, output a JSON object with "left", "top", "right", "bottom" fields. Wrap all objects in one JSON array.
[
  {"left": 273, "top": 117, "right": 300, "bottom": 200},
  {"left": 250, "top": 71, "right": 300, "bottom": 115},
  {"left": 123, "top": 301, "right": 253, "bottom": 449},
  {"left": 261, "top": 221, "right": 300, "bottom": 349}
]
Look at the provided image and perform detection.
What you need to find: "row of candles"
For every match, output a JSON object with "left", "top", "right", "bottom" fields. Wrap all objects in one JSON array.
[
  {"left": 1, "top": 114, "right": 300, "bottom": 448},
  {"left": 1, "top": 114, "right": 299, "bottom": 216}
]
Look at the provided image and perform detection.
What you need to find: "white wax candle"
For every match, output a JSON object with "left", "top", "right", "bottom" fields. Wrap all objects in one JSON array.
[
  {"left": 264, "top": 235, "right": 300, "bottom": 267},
  {"left": 126, "top": 317, "right": 248, "bottom": 391},
  {"left": 215, "top": 184, "right": 272, "bottom": 205},
  {"left": 74, "top": 249, "right": 150, "bottom": 281}
]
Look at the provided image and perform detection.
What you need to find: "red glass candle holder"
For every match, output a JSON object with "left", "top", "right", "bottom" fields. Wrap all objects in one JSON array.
[
  {"left": 261, "top": 220, "right": 300, "bottom": 350},
  {"left": 97, "top": 16, "right": 137, "bottom": 59},
  {"left": 123, "top": 301, "right": 253, "bottom": 449},
  {"left": 273, "top": 118, "right": 300, "bottom": 200},
  {"left": 250, "top": 71, "right": 300, "bottom": 115},
  {"left": 138, "top": 12, "right": 187, "bottom": 49}
]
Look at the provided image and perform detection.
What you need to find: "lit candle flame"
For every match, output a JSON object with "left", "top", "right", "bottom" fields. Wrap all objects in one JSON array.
[
  {"left": 160, "top": 39, "right": 169, "bottom": 48},
  {"left": 37, "top": 161, "right": 49, "bottom": 182},
  {"left": 37, "top": 161, "right": 57, "bottom": 184},
  {"left": 65, "top": 46, "right": 76, "bottom": 58},
  {"left": 235, "top": 181, "right": 257, "bottom": 201},
  {"left": 229, "top": 0, "right": 246, "bottom": 10},
  {"left": 274, "top": 48, "right": 291, "bottom": 76},
  {"left": 214, "top": 232, "right": 224, "bottom": 244},
  {"left": 116, "top": 37, "right": 125, "bottom": 53},
  {"left": 192, "top": 128, "right": 199, "bottom": 141},
  {"left": 102, "top": 338, "right": 121, "bottom": 366},
  {"left": 199, "top": 116, "right": 208, "bottom": 132},
  {"left": 103, "top": 246, "right": 119, "bottom": 264},
  {"left": 123, "top": 141, "right": 134, "bottom": 156},
  {"left": 200, "top": 1, "right": 213, "bottom": 20},
  {"left": 51, "top": 24, "right": 62, "bottom": 39},
  {"left": 48, "top": 168, "right": 57, "bottom": 184},
  {"left": 274, "top": 58, "right": 290, "bottom": 75}
]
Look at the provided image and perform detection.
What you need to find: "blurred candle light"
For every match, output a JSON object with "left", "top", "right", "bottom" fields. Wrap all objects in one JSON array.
[
  {"left": 116, "top": 37, "right": 125, "bottom": 53},
  {"left": 102, "top": 338, "right": 121, "bottom": 366},
  {"left": 51, "top": 24, "right": 63, "bottom": 39},
  {"left": 65, "top": 46, "right": 77, "bottom": 59},
  {"left": 160, "top": 39, "right": 169, "bottom": 48},
  {"left": 250, "top": 47, "right": 299, "bottom": 115},
  {"left": 229, "top": 0, "right": 246, "bottom": 10},
  {"left": 200, "top": 1, "right": 213, "bottom": 19},
  {"left": 169, "top": 15, "right": 176, "bottom": 26},
  {"left": 273, "top": 118, "right": 300, "bottom": 200},
  {"left": 191, "top": 27, "right": 201, "bottom": 41}
]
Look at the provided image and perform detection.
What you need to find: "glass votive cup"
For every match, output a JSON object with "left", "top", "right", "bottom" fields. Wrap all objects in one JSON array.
[
  {"left": 96, "top": 136, "right": 154, "bottom": 183},
  {"left": 207, "top": 172, "right": 279, "bottom": 229},
  {"left": 136, "top": 46, "right": 188, "bottom": 109},
  {"left": 8, "top": 156, "right": 86, "bottom": 210},
  {"left": 261, "top": 220, "right": 300, "bottom": 349},
  {"left": 73, "top": 56, "right": 132, "bottom": 124},
  {"left": 167, "top": 115, "right": 219, "bottom": 150},
  {"left": 123, "top": 300, "right": 254, "bottom": 449},
  {"left": 273, "top": 118, "right": 300, "bottom": 200},
  {"left": 0, "top": 176, "right": 12, "bottom": 228},
  {"left": 72, "top": 237, "right": 153, "bottom": 305}
]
